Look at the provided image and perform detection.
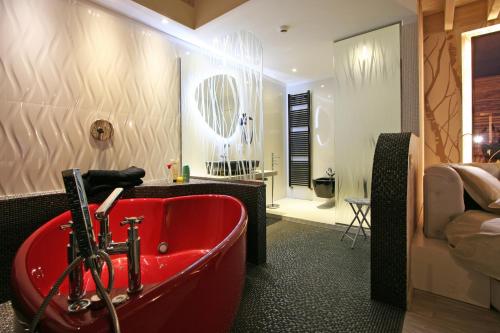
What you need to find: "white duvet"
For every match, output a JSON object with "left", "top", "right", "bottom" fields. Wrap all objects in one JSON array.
[{"left": 445, "top": 210, "right": 500, "bottom": 280}]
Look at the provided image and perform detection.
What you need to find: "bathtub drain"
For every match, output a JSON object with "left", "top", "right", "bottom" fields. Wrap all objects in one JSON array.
[{"left": 158, "top": 242, "right": 168, "bottom": 254}]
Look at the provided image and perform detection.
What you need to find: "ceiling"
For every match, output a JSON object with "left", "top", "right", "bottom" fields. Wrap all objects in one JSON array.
[
  {"left": 193, "top": 0, "right": 417, "bottom": 85},
  {"left": 421, "top": 0, "right": 480, "bottom": 15},
  {"left": 96, "top": 0, "right": 417, "bottom": 85}
]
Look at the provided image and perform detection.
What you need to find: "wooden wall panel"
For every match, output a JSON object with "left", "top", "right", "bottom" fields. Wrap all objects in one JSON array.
[{"left": 423, "top": 0, "right": 500, "bottom": 166}]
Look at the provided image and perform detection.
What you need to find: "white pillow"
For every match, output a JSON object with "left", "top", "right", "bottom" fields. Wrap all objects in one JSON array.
[
  {"left": 452, "top": 165, "right": 500, "bottom": 215},
  {"left": 489, "top": 198, "right": 500, "bottom": 210},
  {"left": 445, "top": 210, "right": 499, "bottom": 245},
  {"left": 481, "top": 218, "right": 500, "bottom": 233}
]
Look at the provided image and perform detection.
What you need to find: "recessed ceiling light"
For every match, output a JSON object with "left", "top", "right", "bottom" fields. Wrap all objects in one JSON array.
[
  {"left": 320, "top": 84, "right": 325, "bottom": 88},
  {"left": 162, "top": 18, "right": 169, "bottom": 25},
  {"left": 292, "top": 68, "right": 297, "bottom": 72},
  {"left": 279, "top": 25, "right": 290, "bottom": 33}
]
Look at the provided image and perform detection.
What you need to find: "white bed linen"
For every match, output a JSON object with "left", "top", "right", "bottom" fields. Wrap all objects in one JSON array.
[{"left": 445, "top": 210, "right": 500, "bottom": 280}]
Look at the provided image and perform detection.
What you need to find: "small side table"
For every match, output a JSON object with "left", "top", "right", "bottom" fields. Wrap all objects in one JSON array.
[{"left": 341, "top": 197, "right": 371, "bottom": 249}]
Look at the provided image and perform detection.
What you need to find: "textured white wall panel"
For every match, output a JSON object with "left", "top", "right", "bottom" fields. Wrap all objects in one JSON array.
[{"left": 0, "top": 0, "right": 181, "bottom": 196}]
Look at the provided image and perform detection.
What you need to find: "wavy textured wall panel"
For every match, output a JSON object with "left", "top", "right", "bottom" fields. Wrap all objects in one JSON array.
[
  {"left": 423, "top": 33, "right": 461, "bottom": 166},
  {"left": 0, "top": 0, "right": 180, "bottom": 196}
]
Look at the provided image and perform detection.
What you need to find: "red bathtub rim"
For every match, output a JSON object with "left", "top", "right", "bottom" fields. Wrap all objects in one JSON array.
[{"left": 11, "top": 194, "right": 248, "bottom": 323}]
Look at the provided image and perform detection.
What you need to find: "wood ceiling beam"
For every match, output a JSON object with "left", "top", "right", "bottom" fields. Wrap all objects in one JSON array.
[
  {"left": 444, "top": 0, "right": 456, "bottom": 31},
  {"left": 488, "top": 0, "right": 500, "bottom": 20}
]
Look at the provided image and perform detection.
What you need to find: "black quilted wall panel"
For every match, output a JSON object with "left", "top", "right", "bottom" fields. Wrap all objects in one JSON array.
[{"left": 370, "top": 132, "right": 411, "bottom": 309}]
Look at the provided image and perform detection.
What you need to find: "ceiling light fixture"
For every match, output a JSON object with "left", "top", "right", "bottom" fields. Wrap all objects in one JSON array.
[
  {"left": 292, "top": 68, "right": 297, "bottom": 72},
  {"left": 279, "top": 25, "right": 290, "bottom": 33},
  {"left": 161, "top": 18, "right": 169, "bottom": 25},
  {"left": 320, "top": 84, "right": 325, "bottom": 88}
]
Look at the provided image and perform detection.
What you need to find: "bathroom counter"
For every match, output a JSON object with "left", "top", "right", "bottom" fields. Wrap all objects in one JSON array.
[{"left": 192, "top": 169, "right": 277, "bottom": 181}]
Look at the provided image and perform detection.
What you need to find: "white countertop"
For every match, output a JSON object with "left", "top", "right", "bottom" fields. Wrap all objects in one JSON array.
[{"left": 193, "top": 169, "right": 277, "bottom": 181}]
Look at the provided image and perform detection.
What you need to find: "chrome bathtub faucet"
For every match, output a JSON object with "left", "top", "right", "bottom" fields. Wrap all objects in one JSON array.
[
  {"left": 64, "top": 187, "right": 145, "bottom": 309},
  {"left": 120, "top": 216, "right": 144, "bottom": 294},
  {"left": 94, "top": 188, "right": 144, "bottom": 294},
  {"left": 95, "top": 188, "right": 124, "bottom": 252},
  {"left": 59, "top": 222, "right": 87, "bottom": 305}
]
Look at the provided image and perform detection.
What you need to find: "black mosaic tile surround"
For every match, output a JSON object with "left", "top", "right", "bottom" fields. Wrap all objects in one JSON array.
[
  {"left": 370, "top": 133, "right": 411, "bottom": 310},
  {"left": 0, "top": 179, "right": 266, "bottom": 303},
  {"left": 232, "top": 220, "right": 405, "bottom": 333}
]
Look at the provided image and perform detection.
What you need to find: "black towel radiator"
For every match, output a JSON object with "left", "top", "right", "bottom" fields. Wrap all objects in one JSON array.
[{"left": 288, "top": 91, "right": 311, "bottom": 188}]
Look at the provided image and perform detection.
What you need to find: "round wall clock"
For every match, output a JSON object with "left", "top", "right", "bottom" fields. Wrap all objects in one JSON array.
[{"left": 90, "top": 119, "right": 114, "bottom": 141}]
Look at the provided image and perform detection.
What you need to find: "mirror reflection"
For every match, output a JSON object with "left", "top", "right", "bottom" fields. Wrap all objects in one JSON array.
[{"left": 195, "top": 74, "right": 240, "bottom": 138}]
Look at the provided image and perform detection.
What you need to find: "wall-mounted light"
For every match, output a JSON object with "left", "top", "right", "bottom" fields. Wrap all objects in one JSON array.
[{"left": 473, "top": 135, "right": 484, "bottom": 144}]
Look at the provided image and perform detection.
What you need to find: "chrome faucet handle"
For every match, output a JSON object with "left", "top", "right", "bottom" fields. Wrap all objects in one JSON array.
[
  {"left": 60, "top": 221, "right": 74, "bottom": 231},
  {"left": 326, "top": 168, "right": 335, "bottom": 177},
  {"left": 95, "top": 188, "right": 124, "bottom": 220},
  {"left": 120, "top": 216, "right": 144, "bottom": 228}
]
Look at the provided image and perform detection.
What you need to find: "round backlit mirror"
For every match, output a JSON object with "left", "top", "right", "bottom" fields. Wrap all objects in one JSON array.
[{"left": 195, "top": 74, "right": 239, "bottom": 138}]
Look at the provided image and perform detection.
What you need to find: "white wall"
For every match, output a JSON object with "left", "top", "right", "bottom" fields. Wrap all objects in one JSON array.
[
  {"left": 263, "top": 78, "right": 286, "bottom": 203},
  {"left": 0, "top": 0, "right": 181, "bottom": 196},
  {"left": 286, "top": 78, "right": 335, "bottom": 200}
]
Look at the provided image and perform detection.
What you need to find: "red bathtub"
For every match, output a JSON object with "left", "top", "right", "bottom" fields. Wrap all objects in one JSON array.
[{"left": 11, "top": 195, "right": 248, "bottom": 333}]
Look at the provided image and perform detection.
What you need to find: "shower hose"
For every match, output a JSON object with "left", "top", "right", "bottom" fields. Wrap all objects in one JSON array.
[{"left": 29, "top": 250, "right": 120, "bottom": 333}]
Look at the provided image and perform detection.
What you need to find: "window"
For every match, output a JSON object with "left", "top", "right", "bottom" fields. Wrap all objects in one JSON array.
[{"left": 471, "top": 31, "right": 500, "bottom": 162}]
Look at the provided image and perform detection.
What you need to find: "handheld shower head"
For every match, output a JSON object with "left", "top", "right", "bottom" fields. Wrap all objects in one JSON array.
[{"left": 61, "top": 169, "right": 98, "bottom": 263}]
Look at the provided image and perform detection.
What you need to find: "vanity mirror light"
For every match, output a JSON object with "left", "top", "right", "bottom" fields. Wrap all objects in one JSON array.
[{"left": 195, "top": 74, "right": 240, "bottom": 138}]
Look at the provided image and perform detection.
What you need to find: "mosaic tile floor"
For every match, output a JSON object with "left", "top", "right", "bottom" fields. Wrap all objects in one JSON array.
[
  {"left": 231, "top": 220, "right": 405, "bottom": 333},
  {"left": 0, "top": 301, "right": 14, "bottom": 333}
]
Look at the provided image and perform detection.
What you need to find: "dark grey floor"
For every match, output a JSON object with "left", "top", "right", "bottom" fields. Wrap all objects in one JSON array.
[
  {"left": 231, "top": 220, "right": 405, "bottom": 333},
  {"left": 0, "top": 301, "right": 14, "bottom": 333}
]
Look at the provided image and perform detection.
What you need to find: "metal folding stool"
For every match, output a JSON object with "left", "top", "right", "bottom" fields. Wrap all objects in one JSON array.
[{"left": 340, "top": 197, "right": 371, "bottom": 249}]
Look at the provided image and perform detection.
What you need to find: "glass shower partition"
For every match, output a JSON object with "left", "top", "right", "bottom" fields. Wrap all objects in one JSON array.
[
  {"left": 333, "top": 24, "right": 402, "bottom": 225},
  {"left": 180, "top": 31, "right": 264, "bottom": 181}
]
